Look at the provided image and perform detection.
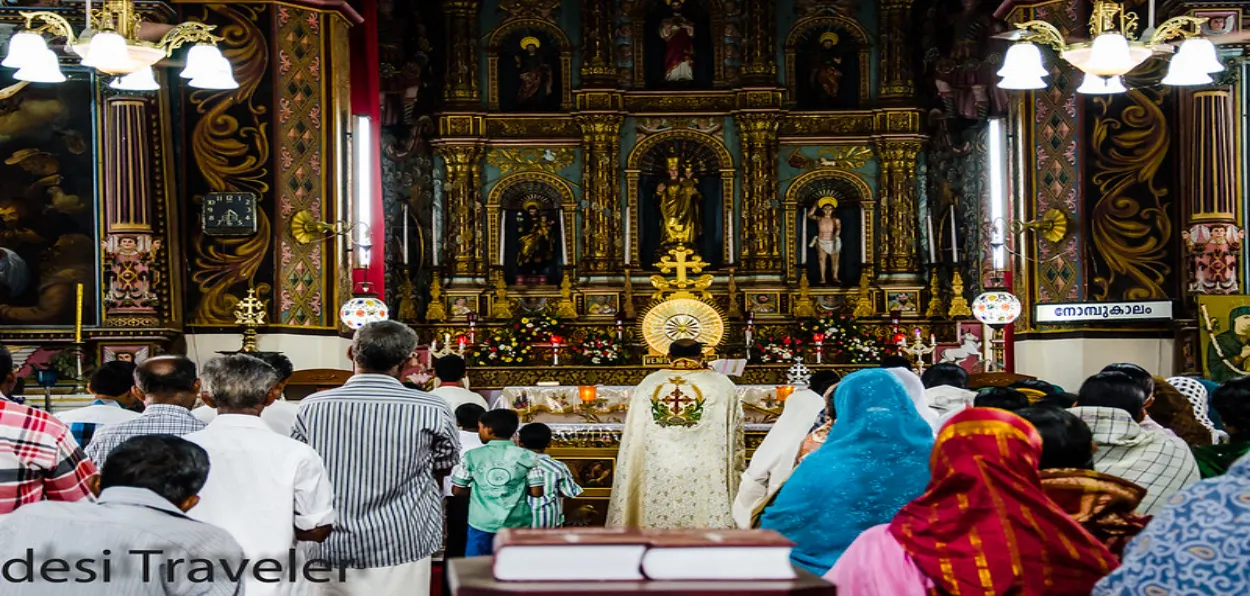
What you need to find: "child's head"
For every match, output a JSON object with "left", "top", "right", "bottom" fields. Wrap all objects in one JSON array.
[
  {"left": 518, "top": 422, "right": 553, "bottom": 453},
  {"left": 478, "top": 409, "right": 520, "bottom": 442},
  {"left": 455, "top": 403, "right": 486, "bottom": 432}
]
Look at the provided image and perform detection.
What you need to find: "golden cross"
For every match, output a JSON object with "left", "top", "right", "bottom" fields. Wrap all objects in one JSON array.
[
  {"left": 234, "top": 289, "right": 267, "bottom": 326},
  {"left": 656, "top": 247, "right": 706, "bottom": 285}
]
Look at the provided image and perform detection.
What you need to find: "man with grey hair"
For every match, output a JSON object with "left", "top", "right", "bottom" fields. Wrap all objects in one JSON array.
[
  {"left": 187, "top": 354, "right": 336, "bottom": 596},
  {"left": 293, "top": 320, "right": 458, "bottom": 596}
]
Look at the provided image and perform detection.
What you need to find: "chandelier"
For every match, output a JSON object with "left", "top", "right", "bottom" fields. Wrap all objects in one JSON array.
[
  {"left": 997, "top": 0, "right": 1222, "bottom": 94},
  {"left": 2, "top": 0, "right": 237, "bottom": 91}
]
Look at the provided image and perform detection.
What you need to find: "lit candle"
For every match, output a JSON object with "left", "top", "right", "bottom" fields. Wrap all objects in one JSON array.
[
  {"left": 578, "top": 385, "right": 597, "bottom": 404},
  {"left": 74, "top": 283, "right": 83, "bottom": 344},
  {"left": 813, "top": 333, "right": 825, "bottom": 364},
  {"left": 926, "top": 215, "right": 937, "bottom": 263},
  {"left": 444, "top": 332, "right": 451, "bottom": 346},
  {"left": 930, "top": 333, "right": 936, "bottom": 346},
  {"left": 949, "top": 208, "right": 959, "bottom": 262},
  {"left": 458, "top": 336, "right": 466, "bottom": 353},
  {"left": 615, "top": 312, "right": 625, "bottom": 341},
  {"left": 551, "top": 335, "right": 562, "bottom": 366}
]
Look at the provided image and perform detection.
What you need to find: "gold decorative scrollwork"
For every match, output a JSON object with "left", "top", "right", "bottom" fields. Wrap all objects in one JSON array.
[
  {"left": 815, "top": 145, "right": 873, "bottom": 169},
  {"left": 486, "top": 147, "right": 576, "bottom": 174},
  {"left": 187, "top": 5, "right": 272, "bottom": 325},
  {"left": 1089, "top": 87, "right": 1172, "bottom": 301}
]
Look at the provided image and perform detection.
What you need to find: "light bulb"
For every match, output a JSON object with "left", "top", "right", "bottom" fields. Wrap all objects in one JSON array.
[
  {"left": 997, "top": 43, "right": 1049, "bottom": 79},
  {"left": 2, "top": 31, "right": 48, "bottom": 69},
  {"left": 109, "top": 65, "right": 160, "bottom": 91},
  {"left": 79, "top": 31, "right": 131, "bottom": 73},
  {"left": 13, "top": 48, "right": 65, "bottom": 83}
]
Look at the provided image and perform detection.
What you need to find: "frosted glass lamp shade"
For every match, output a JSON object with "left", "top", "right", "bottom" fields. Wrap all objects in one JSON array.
[
  {"left": 1175, "top": 38, "right": 1225, "bottom": 74},
  {"left": 181, "top": 44, "right": 222, "bottom": 79},
  {"left": 79, "top": 31, "right": 130, "bottom": 73},
  {"left": 13, "top": 48, "right": 65, "bottom": 83},
  {"left": 998, "top": 73, "right": 1047, "bottom": 90},
  {"left": 997, "top": 43, "right": 1048, "bottom": 79},
  {"left": 109, "top": 65, "right": 159, "bottom": 91},
  {"left": 1162, "top": 54, "right": 1214, "bottom": 86},
  {"left": 971, "top": 292, "right": 1023, "bottom": 327},
  {"left": 3, "top": 32, "right": 48, "bottom": 69},
  {"left": 189, "top": 55, "right": 238, "bottom": 90},
  {"left": 340, "top": 296, "right": 389, "bottom": 329},
  {"left": 1076, "top": 73, "right": 1127, "bottom": 94},
  {"left": 1084, "top": 33, "right": 1133, "bottom": 74}
]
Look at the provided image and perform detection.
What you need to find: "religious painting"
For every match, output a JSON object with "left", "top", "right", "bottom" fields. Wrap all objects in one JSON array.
[
  {"left": 815, "top": 294, "right": 849, "bottom": 313},
  {"left": 1184, "top": 223, "right": 1241, "bottom": 295},
  {"left": 584, "top": 293, "right": 620, "bottom": 318},
  {"left": 643, "top": 0, "right": 713, "bottom": 88},
  {"left": 637, "top": 139, "right": 725, "bottom": 267},
  {"left": 498, "top": 179, "right": 564, "bottom": 286},
  {"left": 497, "top": 30, "right": 562, "bottom": 112},
  {"left": 564, "top": 498, "right": 609, "bottom": 527},
  {"left": 563, "top": 458, "right": 615, "bottom": 489},
  {"left": 745, "top": 292, "right": 780, "bottom": 316},
  {"left": 1197, "top": 295, "right": 1250, "bottom": 382},
  {"left": 936, "top": 320, "right": 984, "bottom": 373},
  {"left": 885, "top": 290, "right": 921, "bottom": 316},
  {"left": 794, "top": 28, "right": 861, "bottom": 109},
  {"left": 793, "top": 176, "right": 866, "bottom": 289},
  {"left": 1195, "top": 10, "right": 1239, "bottom": 36},
  {"left": 447, "top": 294, "right": 480, "bottom": 320},
  {"left": 0, "top": 71, "right": 98, "bottom": 328},
  {"left": 101, "top": 344, "right": 153, "bottom": 365}
]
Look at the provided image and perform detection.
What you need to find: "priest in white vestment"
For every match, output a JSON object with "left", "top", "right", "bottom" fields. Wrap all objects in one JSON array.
[
  {"left": 607, "top": 339, "right": 744, "bottom": 529},
  {"left": 732, "top": 368, "right": 839, "bottom": 528}
]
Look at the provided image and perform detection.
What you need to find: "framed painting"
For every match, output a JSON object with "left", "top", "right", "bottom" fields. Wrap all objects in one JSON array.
[
  {"left": 745, "top": 291, "right": 781, "bottom": 316},
  {"left": 884, "top": 289, "right": 921, "bottom": 317},
  {"left": 1197, "top": 295, "right": 1250, "bottom": 382},
  {"left": 101, "top": 344, "right": 153, "bottom": 364},
  {"left": 1194, "top": 10, "right": 1239, "bottom": 36},
  {"left": 446, "top": 294, "right": 480, "bottom": 320},
  {"left": 582, "top": 292, "right": 620, "bottom": 318}
]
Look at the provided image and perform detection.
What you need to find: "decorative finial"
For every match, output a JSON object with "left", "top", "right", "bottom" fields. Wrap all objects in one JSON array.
[
  {"left": 426, "top": 275, "right": 447, "bottom": 322},
  {"left": 233, "top": 289, "right": 267, "bottom": 353},
  {"left": 787, "top": 357, "right": 813, "bottom": 388}
]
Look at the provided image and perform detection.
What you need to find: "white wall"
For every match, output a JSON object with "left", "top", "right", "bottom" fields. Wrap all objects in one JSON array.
[
  {"left": 184, "top": 333, "right": 352, "bottom": 371},
  {"left": 1014, "top": 337, "right": 1175, "bottom": 391}
]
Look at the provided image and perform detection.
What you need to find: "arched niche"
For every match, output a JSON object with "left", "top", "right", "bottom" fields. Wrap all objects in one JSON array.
[
  {"left": 785, "top": 16, "right": 872, "bottom": 109},
  {"left": 630, "top": 0, "right": 726, "bottom": 89},
  {"left": 626, "top": 130, "right": 735, "bottom": 267},
  {"left": 487, "top": 172, "right": 575, "bottom": 285},
  {"left": 487, "top": 19, "right": 573, "bottom": 112},
  {"left": 783, "top": 168, "right": 877, "bottom": 286}
]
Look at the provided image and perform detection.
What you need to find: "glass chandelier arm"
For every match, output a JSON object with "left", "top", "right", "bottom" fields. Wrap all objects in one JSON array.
[
  {"left": 157, "top": 22, "right": 222, "bottom": 56},
  {"left": 20, "top": 12, "right": 78, "bottom": 45},
  {"left": 1015, "top": 20, "right": 1067, "bottom": 52},
  {"left": 1149, "top": 16, "right": 1205, "bottom": 46}
]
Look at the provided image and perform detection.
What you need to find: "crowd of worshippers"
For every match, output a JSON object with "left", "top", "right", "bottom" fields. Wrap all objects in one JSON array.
[{"left": 1, "top": 321, "right": 1249, "bottom": 595}]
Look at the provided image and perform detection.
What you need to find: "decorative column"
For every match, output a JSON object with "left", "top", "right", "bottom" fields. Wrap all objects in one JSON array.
[
  {"left": 100, "top": 96, "right": 158, "bottom": 321},
  {"left": 877, "top": 140, "right": 923, "bottom": 275},
  {"left": 736, "top": 113, "right": 782, "bottom": 271},
  {"left": 437, "top": 143, "right": 486, "bottom": 278},
  {"left": 580, "top": 0, "right": 616, "bottom": 86},
  {"left": 443, "top": 0, "right": 481, "bottom": 108},
  {"left": 1180, "top": 87, "right": 1242, "bottom": 294},
  {"left": 739, "top": 0, "right": 776, "bottom": 84},
  {"left": 577, "top": 114, "right": 623, "bottom": 273},
  {"left": 878, "top": 0, "right": 916, "bottom": 102}
]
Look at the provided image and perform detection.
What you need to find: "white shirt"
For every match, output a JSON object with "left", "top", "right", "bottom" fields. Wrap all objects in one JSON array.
[
  {"left": 732, "top": 387, "right": 825, "bottom": 528},
  {"left": 185, "top": 414, "right": 336, "bottom": 596},
  {"left": 194, "top": 399, "right": 301, "bottom": 437},
  {"left": 55, "top": 401, "right": 141, "bottom": 426},
  {"left": 430, "top": 385, "right": 489, "bottom": 414},
  {"left": 444, "top": 429, "right": 484, "bottom": 497}
]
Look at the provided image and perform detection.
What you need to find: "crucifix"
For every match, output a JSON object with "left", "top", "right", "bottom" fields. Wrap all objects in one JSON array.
[
  {"left": 664, "top": 385, "right": 696, "bottom": 413},
  {"left": 233, "top": 289, "right": 267, "bottom": 353},
  {"left": 650, "top": 246, "right": 714, "bottom": 300}
]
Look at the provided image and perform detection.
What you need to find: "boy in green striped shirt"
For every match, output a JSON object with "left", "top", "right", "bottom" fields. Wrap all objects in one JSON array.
[
  {"left": 451, "top": 410, "right": 544, "bottom": 556},
  {"left": 518, "top": 423, "right": 584, "bottom": 528}
]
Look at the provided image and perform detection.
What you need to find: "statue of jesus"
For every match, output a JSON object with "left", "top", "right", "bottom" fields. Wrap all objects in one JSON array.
[
  {"left": 657, "top": 157, "right": 701, "bottom": 246},
  {"left": 659, "top": 0, "right": 695, "bottom": 82},
  {"left": 808, "top": 196, "right": 842, "bottom": 284}
]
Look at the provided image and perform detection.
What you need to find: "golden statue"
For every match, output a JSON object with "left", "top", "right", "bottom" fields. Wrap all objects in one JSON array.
[
  {"left": 657, "top": 156, "right": 701, "bottom": 246},
  {"left": 516, "top": 200, "right": 554, "bottom": 271}
]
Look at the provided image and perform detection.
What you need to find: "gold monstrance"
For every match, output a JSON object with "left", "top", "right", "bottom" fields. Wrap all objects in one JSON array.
[
  {"left": 234, "top": 289, "right": 267, "bottom": 353},
  {"left": 640, "top": 247, "right": 725, "bottom": 364}
]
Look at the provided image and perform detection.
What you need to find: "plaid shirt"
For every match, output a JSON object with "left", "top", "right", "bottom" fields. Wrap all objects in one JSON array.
[
  {"left": 528, "top": 453, "right": 583, "bottom": 528},
  {"left": 1072, "top": 406, "right": 1201, "bottom": 515},
  {"left": 0, "top": 400, "right": 97, "bottom": 516},
  {"left": 67, "top": 399, "right": 128, "bottom": 448},
  {"left": 85, "top": 404, "right": 205, "bottom": 468}
]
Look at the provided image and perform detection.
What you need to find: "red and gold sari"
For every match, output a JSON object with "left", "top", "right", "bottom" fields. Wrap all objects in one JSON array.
[{"left": 889, "top": 408, "right": 1118, "bottom": 595}]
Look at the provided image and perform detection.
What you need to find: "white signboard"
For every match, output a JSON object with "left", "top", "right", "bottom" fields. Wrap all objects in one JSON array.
[{"left": 1035, "top": 301, "right": 1173, "bottom": 324}]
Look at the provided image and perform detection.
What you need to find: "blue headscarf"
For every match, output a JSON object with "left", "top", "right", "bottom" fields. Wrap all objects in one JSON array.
[
  {"left": 1093, "top": 450, "right": 1250, "bottom": 595},
  {"left": 759, "top": 368, "right": 934, "bottom": 575}
]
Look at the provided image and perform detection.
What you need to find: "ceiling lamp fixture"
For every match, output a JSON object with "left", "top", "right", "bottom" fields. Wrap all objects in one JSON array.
[
  {"left": 997, "top": 0, "right": 1222, "bottom": 93},
  {"left": 3, "top": 0, "right": 238, "bottom": 90}
]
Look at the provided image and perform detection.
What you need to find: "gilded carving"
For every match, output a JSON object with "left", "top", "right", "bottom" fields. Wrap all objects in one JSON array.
[
  {"left": 443, "top": 0, "right": 481, "bottom": 106},
  {"left": 486, "top": 116, "right": 579, "bottom": 137},
  {"left": 438, "top": 144, "right": 485, "bottom": 277},
  {"left": 784, "top": 15, "right": 872, "bottom": 107},
  {"left": 578, "top": 114, "right": 623, "bottom": 272},
  {"left": 779, "top": 113, "right": 875, "bottom": 136},
  {"left": 624, "top": 93, "right": 736, "bottom": 113},
  {"left": 878, "top": 141, "right": 922, "bottom": 274},
  {"left": 498, "top": 0, "right": 560, "bottom": 21},
  {"left": 815, "top": 145, "right": 873, "bottom": 170},
  {"left": 737, "top": 113, "right": 782, "bottom": 271},
  {"left": 486, "top": 147, "right": 575, "bottom": 174},
  {"left": 636, "top": 117, "right": 725, "bottom": 142}
]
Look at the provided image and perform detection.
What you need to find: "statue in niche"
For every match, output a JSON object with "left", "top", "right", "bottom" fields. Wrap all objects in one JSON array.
[
  {"left": 808, "top": 196, "right": 843, "bottom": 284},
  {"left": 657, "top": 156, "right": 701, "bottom": 246},
  {"left": 810, "top": 32, "right": 844, "bottom": 105},
  {"left": 925, "top": 0, "right": 1007, "bottom": 120},
  {"left": 516, "top": 200, "right": 555, "bottom": 280},
  {"left": 515, "top": 36, "right": 554, "bottom": 110},
  {"left": 659, "top": 0, "right": 696, "bottom": 82}
]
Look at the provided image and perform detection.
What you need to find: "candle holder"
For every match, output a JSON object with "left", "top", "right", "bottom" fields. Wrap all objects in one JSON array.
[
  {"left": 615, "top": 312, "right": 625, "bottom": 342},
  {"left": 812, "top": 333, "right": 825, "bottom": 364},
  {"left": 34, "top": 366, "right": 57, "bottom": 413},
  {"left": 551, "top": 335, "right": 563, "bottom": 366},
  {"left": 578, "top": 385, "right": 597, "bottom": 404},
  {"left": 745, "top": 312, "right": 755, "bottom": 349},
  {"left": 897, "top": 330, "right": 937, "bottom": 372},
  {"left": 467, "top": 312, "right": 477, "bottom": 344},
  {"left": 775, "top": 385, "right": 795, "bottom": 404}
]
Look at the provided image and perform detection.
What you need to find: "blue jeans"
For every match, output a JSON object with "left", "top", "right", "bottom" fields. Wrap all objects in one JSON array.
[{"left": 465, "top": 525, "right": 496, "bottom": 557}]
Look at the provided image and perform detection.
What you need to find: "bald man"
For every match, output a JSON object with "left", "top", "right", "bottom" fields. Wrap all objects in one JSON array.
[{"left": 85, "top": 356, "right": 206, "bottom": 468}]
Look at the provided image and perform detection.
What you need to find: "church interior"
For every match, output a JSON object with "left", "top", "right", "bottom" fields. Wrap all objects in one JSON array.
[{"left": 0, "top": 0, "right": 1249, "bottom": 589}]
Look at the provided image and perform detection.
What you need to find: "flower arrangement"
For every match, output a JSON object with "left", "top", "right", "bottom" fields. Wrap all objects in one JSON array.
[
  {"left": 511, "top": 312, "right": 565, "bottom": 344},
  {"left": 573, "top": 330, "right": 625, "bottom": 366},
  {"left": 751, "top": 334, "right": 803, "bottom": 364},
  {"left": 799, "top": 314, "right": 889, "bottom": 364},
  {"left": 469, "top": 330, "right": 534, "bottom": 366}
]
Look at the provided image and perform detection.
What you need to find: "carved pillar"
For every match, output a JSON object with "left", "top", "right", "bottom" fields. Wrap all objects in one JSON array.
[
  {"left": 104, "top": 98, "right": 153, "bottom": 233},
  {"left": 879, "top": 0, "right": 916, "bottom": 102},
  {"left": 580, "top": 0, "right": 616, "bottom": 86},
  {"left": 1180, "top": 86, "right": 1242, "bottom": 294},
  {"left": 878, "top": 140, "right": 923, "bottom": 275},
  {"left": 443, "top": 0, "right": 481, "bottom": 108},
  {"left": 740, "top": 0, "right": 776, "bottom": 84},
  {"left": 578, "top": 114, "right": 623, "bottom": 273},
  {"left": 437, "top": 143, "right": 485, "bottom": 278},
  {"left": 736, "top": 113, "right": 782, "bottom": 271}
]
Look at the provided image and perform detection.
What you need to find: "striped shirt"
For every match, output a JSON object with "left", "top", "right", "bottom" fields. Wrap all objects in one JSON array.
[
  {"left": 84, "top": 404, "right": 205, "bottom": 468},
  {"left": 528, "top": 453, "right": 583, "bottom": 528},
  {"left": 292, "top": 374, "right": 459, "bottom": 568},
  {"left": 0, "top": 399, "right": 97, "bottom": 516}
]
